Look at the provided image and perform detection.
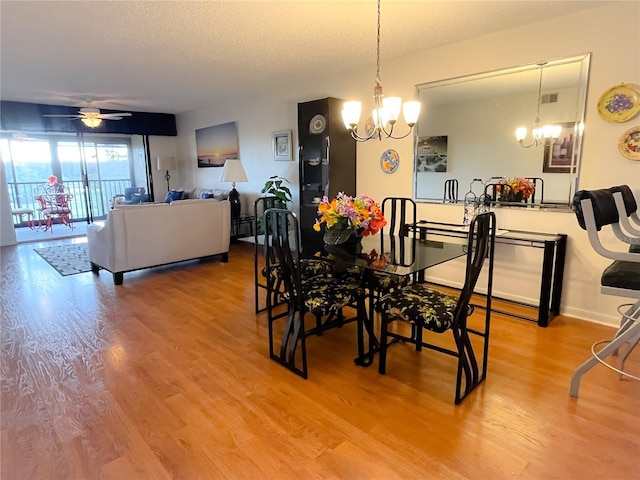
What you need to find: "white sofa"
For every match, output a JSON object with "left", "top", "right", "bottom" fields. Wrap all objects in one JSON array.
[{"left": 87, "top": 199, "right": 231, "bottom": 284}]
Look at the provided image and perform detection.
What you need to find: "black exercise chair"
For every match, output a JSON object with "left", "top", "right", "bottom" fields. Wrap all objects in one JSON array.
[{"left": 570, "top": 189, "right": 640, "bottom": 397}]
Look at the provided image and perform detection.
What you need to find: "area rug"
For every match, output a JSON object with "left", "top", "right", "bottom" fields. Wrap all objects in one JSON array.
[{"left": 34, "top": 243, "right": 91, "bottom": 276}]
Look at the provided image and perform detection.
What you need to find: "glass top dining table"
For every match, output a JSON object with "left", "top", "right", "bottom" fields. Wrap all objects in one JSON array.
[
  {"left": 303, "top": 233, "right": 467, "bottom": 277},
  {"left": 302, "top": 233, "right": 468, "bottom": 367}
]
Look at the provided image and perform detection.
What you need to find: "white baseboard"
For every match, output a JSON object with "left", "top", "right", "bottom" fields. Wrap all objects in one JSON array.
[{"left": 425, "top": 275, "right": 620, "bottom": 328}]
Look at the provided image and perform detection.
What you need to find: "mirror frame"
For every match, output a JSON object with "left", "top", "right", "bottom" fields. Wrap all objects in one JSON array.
[{"left": 412, "top": 53, "right": 591, "bottom": 209}]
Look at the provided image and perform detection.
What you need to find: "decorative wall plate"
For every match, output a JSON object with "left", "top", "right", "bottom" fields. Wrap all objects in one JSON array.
[
  {"left": 309, "top": 114, "right": 326, "bottom": 134},
  {"left": 380, "top": 149, "right": 399, "bottom": 174},
  {"left": 618, "top": 126, "right": 640, "bottom": 160},
  {"left": 597, "top": 83, "right": 640, "bottom": 123}
]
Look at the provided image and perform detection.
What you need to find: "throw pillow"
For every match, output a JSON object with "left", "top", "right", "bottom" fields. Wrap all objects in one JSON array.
[
  {"left": 200, "top": 192, "right": 214, "bottom": 199},
  {"left": 164, "top": 189, "right": 185, "bottom": 203}
]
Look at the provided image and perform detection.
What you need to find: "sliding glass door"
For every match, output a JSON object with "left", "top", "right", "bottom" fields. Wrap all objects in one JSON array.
[{"left": 1, "top": 132, "right": 149, "bottom": 226}]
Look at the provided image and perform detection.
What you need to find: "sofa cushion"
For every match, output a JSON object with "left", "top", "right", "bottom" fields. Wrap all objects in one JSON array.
[
  {"left": 187, "top": 188, "right": 229, "bottom": 201},
  {"left": 164, "top": 189, "right": 185, "bottom": 203},
  {"left": 174, "top": 199, "right": 217, "bottom": 206}
]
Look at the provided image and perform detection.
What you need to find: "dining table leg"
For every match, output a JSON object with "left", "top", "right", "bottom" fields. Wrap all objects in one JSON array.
[{"left": 354, "top": 296, "right": 379, "bottom": 367}]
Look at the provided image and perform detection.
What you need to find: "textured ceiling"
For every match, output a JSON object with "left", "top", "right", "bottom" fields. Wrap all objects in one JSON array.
[{"left": 0, "top": 1, "right": 607, "bottom": 115}]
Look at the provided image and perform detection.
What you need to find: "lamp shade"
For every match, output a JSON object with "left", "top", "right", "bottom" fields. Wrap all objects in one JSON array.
[
  {"left": 219, "top": 159, "right": 248, "bottom": 183},
  {"left": 156, "top": 155, "right": 176, "bottom": 171}
]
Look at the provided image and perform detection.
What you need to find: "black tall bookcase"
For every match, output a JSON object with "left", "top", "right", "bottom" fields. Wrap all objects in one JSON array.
[{"left": 298, "top": 97, "right": 357, "bottom": 251}]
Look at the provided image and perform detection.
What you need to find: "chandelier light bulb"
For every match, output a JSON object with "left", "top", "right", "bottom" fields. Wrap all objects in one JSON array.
[
  {"left": 403, "top": 101, "right": 421, "bottom": 126},
  {"left": 382, "top": 97, "right": 401, "bottom": 123},
  {"left": 342, "top": 101, "right": 362, "bottom": 129}
]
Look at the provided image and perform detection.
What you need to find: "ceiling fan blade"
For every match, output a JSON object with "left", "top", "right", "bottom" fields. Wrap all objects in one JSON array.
[
  {"left": 99, "top": 113, "right": 132, "bottom": 118},
  {"left": 42, "top": 114, "right": 81, "bottom": 118},
  {"left": 103, "top": 117, "right": 123, "bottom": 121}
]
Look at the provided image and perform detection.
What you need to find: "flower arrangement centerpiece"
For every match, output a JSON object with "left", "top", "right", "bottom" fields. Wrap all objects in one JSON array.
[
  {"left": 313, "top": 192, "right": 387, "bottom": 245},
  {"left": 496, "top": 177, "right": 535, "bottom": 202}
]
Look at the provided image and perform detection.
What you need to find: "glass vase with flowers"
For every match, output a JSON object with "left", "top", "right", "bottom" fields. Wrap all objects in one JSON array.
[
  {"left": 313, "top": 192, "right": 387, "bottom": 245},
  {"left": 496, "top": 177, "right": 535, "bottom": 203}
]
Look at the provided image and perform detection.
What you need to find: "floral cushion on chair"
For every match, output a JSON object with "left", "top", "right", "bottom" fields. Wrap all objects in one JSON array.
[
  {"left": 279, "top": 276, "right": 363, "bottom": 316},
  {"left": 262, "top": 258, "right": 333, "bottom": 281},
  {"left": 376, "top": 284, "right": 459, "bottom": 333},
  {"left": 367, "top": 271, "right": 410, "bottom": 292}
]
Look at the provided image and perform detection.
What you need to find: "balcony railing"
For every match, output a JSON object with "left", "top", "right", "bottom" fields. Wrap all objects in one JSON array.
[{"left": 8, "top": 179, "right": 137, "bottom": 227}]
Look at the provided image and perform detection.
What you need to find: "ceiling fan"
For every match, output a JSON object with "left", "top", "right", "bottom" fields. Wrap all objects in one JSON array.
[{"left": 43, "top": 107, "right": 132, "bottom": 128}]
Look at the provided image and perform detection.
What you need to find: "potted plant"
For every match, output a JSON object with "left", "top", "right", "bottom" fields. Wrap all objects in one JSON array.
[
  {"left": 257, "top": 176, "right": 292, "bottom": 234},
  {"left": 260, "top": 175, "right": 292, "bottom": 205}
]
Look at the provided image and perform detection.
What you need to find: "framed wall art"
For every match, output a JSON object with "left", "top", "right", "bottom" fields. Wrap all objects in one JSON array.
[
  {"left": 196, "top": 121, "right": 239, "bottom": 168},
  {"left": 543, "top": 122, "right": 577, "bottom": 173},
  {"left": 272, "top": 130, "right": 292, "bottom": 161},
  {"left": 416, "top": 136, "right": 448, "bottom": 172}
]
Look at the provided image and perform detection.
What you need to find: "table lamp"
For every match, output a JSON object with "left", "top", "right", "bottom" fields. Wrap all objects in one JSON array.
[
  {"left": 156, "top": 156, "right": 177, "bottom": 191},
  {"left": 219, "top": 159, "right": 248, "bottom": 218}
]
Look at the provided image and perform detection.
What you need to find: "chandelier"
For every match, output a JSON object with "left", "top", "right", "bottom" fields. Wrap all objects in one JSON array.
[
  {"left": 515, "top": 64, "right": 561, "bottom": 148},
  {"left": 341, "top": 0, "right": 420, "bottom": 142}
]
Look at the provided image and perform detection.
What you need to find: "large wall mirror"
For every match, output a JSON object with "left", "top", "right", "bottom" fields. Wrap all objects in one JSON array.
[{"left": 413, "top": 53, "right": 591, "bottom": 207}]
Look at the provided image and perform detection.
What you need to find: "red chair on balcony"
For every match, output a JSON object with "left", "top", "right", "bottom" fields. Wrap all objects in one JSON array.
[{"left": 34, "top": 184, "right": 74, "bottom": 232}]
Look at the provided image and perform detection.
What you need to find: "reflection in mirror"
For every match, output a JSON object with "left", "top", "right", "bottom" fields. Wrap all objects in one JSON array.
[{"left": 413, "top": 53, "right": 591, "bottom": 207}]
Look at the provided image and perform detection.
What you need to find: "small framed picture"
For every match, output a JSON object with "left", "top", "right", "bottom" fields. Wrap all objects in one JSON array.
[
  {"left": 543, "top": 122, "right": 577, "bottom": 173},
  {"left": 272, "top": 130, "right": 292, "bottom": 161}
]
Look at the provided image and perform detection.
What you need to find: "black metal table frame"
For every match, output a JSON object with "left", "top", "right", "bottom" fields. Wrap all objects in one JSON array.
[{"left": 412, "top": 221, "right": 567, "bottom": 327}]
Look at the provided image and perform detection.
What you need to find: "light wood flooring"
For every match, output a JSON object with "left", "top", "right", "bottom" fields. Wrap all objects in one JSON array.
[{"left": 1, "top": 239, "right": 638, "bottom": 479}]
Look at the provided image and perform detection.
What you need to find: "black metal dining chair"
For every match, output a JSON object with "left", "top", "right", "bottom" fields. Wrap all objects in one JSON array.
[
  {"left": 254, "top": 196, "right": 285, "bottom": 314},
  {"left": 264, "top": 208, "right": 366, "bottom": 378},
  {"left": 376, "top": 211, "right": 496, "bottom": 404},
  {"left": 526, "top": 177, "right": 544, "bottom": 203},
  {"left": 443, "top": 179, "right": 458, "bottom": 203},
  {"left": 254, "top": 197, "right": 333, "bottom": 317},
  {"left": 365, "top": 197, "right": 418, "bottom": 315}
]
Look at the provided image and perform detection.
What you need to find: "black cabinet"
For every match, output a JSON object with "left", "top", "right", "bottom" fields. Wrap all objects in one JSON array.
[{"left": 298, "top": 98, "right": 356, "bottom": 251}]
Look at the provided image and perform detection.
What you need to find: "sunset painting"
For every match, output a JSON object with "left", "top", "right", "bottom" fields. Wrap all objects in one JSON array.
[{"left": 196, "top": 121, "right": 239, "bottom": 168}]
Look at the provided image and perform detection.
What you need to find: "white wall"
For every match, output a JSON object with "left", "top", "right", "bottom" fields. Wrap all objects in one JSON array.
[{"left": 176, "top": 2, "right": 639, "bottom": 327}]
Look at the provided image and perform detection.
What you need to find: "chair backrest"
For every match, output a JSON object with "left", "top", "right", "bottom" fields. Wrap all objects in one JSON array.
[
  {"left": 483, "top": 183, "right": 500, "bottom": 202},
  {"left": 455, "top": 211, "right": 496, "bottom": 324},
  {"left": 573, "top": 189, "right": 638, "bottom": 262},
  {"left": 124, "top": 187, "right": 145, "bottom": 200},
  {"left": 611, "top": 184, "right": 638, "bottom": 216},
  {"left": 443, "top": 179, "right": 458, "bottom": 203},
  {"left": 526, "top": 177, "right": 544, "bottom": 203},
  {"left": 610, "top": 185, "right": 640, "bottom": 235},
  {"left": 264, "top": 208, "right": 303, "bottom": 311},
  {"left": 573, "top": 189, "right": 619, "bottom": 231},
  {"left": 254, "top": 195, "right": 285, "bottom": 240},
  {"left": 382, "top": 197, "right": 417, "bottom": 237}
]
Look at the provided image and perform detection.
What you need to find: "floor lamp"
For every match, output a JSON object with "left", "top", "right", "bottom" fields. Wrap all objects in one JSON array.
[
  {"left": 219, "top": 159, "right": 248, "bottom": 218},
  {"left": 156, "top": 156, "right": 177, "bottom": 191}
]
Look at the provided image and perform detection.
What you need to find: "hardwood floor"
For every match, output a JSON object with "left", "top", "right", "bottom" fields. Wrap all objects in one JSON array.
[{"left": 1, "top": 239, "right": 638, "bottom": 479}]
